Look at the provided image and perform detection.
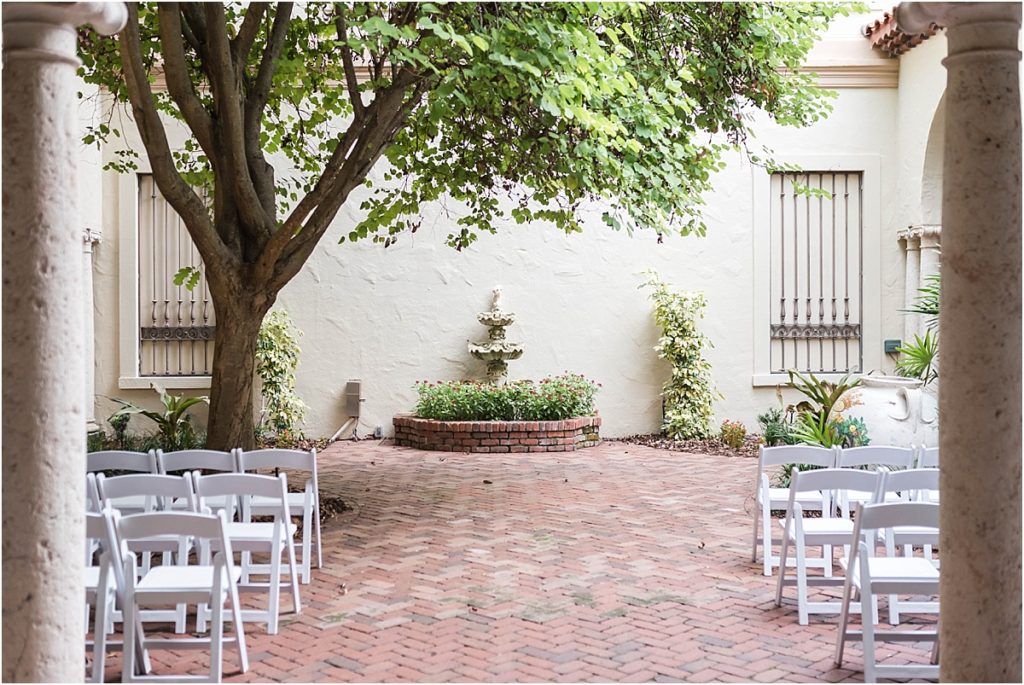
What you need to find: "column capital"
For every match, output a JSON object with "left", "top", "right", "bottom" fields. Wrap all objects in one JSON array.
[
  {"left": 82, "top": 227, "right": 102, "bottom": 253},
  {"left": 2, "top": 2, "right": 126, "bottom": 66},
  {"left": 897, "top": 226, "right": 922, "bottom": 249},
  {"left": 898, "top": 2, "right": 1022, "bottom": 33}
]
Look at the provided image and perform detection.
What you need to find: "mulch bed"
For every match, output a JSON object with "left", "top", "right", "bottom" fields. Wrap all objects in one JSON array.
[{"left": 615, "top": 433, "right": 762, "bottom": 458}]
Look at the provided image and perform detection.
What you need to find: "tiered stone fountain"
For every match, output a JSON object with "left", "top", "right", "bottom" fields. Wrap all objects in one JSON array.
[{"left": 468, "top": 286, "right": 523, "bottom": 383}]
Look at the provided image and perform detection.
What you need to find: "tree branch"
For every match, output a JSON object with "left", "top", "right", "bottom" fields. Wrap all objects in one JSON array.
[
  {"left": 157, "top": 5, "right": 215, "bottom": 156},
  {"left": 118, "top": 4, "right": 233, "bottom": 277},
  {"left": 231, "top": 2, "right": 267, "bottom": 73},
  {"left": 334, "top": 12, "right": 366, "bottom": 121},
  {"left": 203, "top": 2, "right": 273, "bottom": 244}
]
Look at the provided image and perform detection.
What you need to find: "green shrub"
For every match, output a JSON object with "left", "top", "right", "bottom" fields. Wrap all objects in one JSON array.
[
  {"left": 719, "top": 420, "right": 747, "bottom": 449},
  {"left": 414, "top": 373, "right": 598, "bottom": 421},
  {"left": 643, "top": 274, "right": 717, "bottom": 439},
  {"left": 256, "top": 309, "right": 308, "bottom": 436},
  {"left": 111, "top": 385, "right": 207, "bottom": 452},
  {"left": 757, "top": 407, "right": 797, "bottom": 446}
]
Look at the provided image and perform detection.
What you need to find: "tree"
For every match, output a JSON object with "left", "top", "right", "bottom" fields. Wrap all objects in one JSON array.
[{"left": 79, "top": 2, "right": 851, "bottom": 449}]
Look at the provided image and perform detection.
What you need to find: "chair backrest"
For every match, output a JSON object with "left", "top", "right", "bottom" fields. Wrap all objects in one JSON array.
[
  {"left": 87, "top": 450, "right": 157, "bottom": 474},
  {"left": 96, "top": 473, "right": 195, "bottom": 511},
  {"left": 790, "top": 467, "right": 883, "bottom": 502},
  {"left": 193, "top": 472, "right": 288, "bottom": 503},
  {"left": 836, "top": 446, "right": 915, "bottom": 469},
  {"left": 877, "top": 468, "right": 940, "bottom": 501},
  {"left": 758, "top": 444, "right": 837, "bottom": 470},
  {"left": 86, "top": 510, "right": 126, "bottom": 589},
  {"left": 157, "top": 449, "right": 237, "bottom": 474},
  {"left": 854, "top": 501, "right": 940, "bottom": 534},
  {"left": 237, "top": 448, "right": 316, "bottom": 474},
  {"left": 918, "top": 446, "right": 940, "bottom": 468},
  {"left": 116, "top": 510, "right": 234, "bottom": 563}
]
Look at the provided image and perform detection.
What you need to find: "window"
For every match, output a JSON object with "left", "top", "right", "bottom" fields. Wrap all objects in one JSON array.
[
  {"left": 769, "top": 171, "right": 862, "bottom": 374},
  {"left": 123, "top": 175, "right": 214, "bottom": 383}
]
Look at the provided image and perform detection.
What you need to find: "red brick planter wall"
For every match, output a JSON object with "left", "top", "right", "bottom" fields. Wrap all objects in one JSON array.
[{"left": 393, "top": 415, "right": 601, "bottom": 453}]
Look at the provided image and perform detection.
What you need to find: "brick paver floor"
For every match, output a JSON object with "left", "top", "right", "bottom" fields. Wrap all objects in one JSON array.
[{"left": 99, "top": 440, "right": 937, "bottom": 682}]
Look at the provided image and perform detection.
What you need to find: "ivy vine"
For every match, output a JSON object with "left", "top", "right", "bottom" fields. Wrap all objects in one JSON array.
[
  {"left": 255, "top": 309, "right": 308, "bottom": 437},
  {"left": 644, "top": 273, "right": 718, "bottom": 439}
]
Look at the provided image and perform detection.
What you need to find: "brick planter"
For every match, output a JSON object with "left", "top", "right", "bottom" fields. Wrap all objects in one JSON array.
[{"left": 393, "top": 415, "right": 601, "bottom": 453}]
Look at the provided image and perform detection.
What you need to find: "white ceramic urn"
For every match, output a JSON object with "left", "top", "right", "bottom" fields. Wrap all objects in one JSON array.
[{"left": 847, "top": 375, "right": 938, "bottom": 448}]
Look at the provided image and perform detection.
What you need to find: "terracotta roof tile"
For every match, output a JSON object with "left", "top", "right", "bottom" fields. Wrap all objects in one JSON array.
[{"left": 863, "top": 6, "right": 942, "bottom": 57}]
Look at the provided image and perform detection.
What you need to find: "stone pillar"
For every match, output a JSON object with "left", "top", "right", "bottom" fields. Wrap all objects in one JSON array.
[
  {"left": 898, "top": 3, "right": 1022, "bottom": 682},
  {"left": 83, "top": 228, "right": 102, "bottom": 430},
  {"left": 898, "top": 228, "right": 922, "bottom": 339},
  {"left": 1, "top": 4, "right": 126, "bottom": 682},
  {"left": 918, "top": 223, "right": 942, "bottom": 282}
]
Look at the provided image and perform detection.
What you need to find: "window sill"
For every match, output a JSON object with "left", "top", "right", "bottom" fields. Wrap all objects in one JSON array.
[
  {"left": 752, "top": 372, "right": 861, "bottom": 388},
  {"left": 119, "top": 376, "right": 212, "bottom": 390}
]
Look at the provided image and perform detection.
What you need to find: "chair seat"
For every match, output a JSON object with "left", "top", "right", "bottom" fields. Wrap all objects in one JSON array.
[
  {"left": 782, "top": 517, "right": 855, "bottom": 540},
  {"left": 84, "top": 565, "right": 103, "bottom": 591},
  {"left": 846, "top": 490, "right": 903, "bottom": 504},
  {"left": 224, "top": 521, "right": 298, "bottom": 542},
  {"left": 765, "top": 488, "right": 825, "bottom": 508},
  {"left": 171, "top": 495, "right": 234, "bottom": 510},
  {"left": 249, "top": 492, "right": 309, "bottom": 512},
  {"left": 136, "top": 565, "right": 241, "bottom": 601},
  {"left": 853, "top": 556, "right": 939, "bottom": 587},
  {"left": 878, "top": 525, "right": 940, "bottom": 546},
  {"left": 106, "top": 494, "right": 150, "bottom": 514}
]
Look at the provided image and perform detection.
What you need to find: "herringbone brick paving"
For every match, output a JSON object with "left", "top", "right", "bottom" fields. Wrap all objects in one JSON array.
[{"left": 98, "top": 441, "right": 936, "bottom": 682}]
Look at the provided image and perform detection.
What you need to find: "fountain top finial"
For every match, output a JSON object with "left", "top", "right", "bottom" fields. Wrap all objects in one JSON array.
[{"left": 491, "top": 286, "right": 503, "bottom": 311}]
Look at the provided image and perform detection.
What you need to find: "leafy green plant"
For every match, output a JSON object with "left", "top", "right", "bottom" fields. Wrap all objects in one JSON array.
[
  {"left": 786, "top": 370, "right": 860, "bottom": 427},
  {"left": 644, "top": 274, "right": 717, "bottom": 440},
  {"left": 895, "top": 330, "right": 939, "bottom": 385},
  {"left": 903, "top": 272, "right": 941, "bottom": 330},
  {"left": 108, "top": 411, "right": 131, "bottom": 449},
  {"left": 757, "top": 407, "right": 797, "bottom": 446},
  {"left": 255, "top": 309, "right": 308, "bottom": 436},
  {"left": 111, "top": 385, "right": 208, "bottom": 451},
  {"left": 719, "top": 420, "right": 747, "bottom": 449},
  {"left": 415, "top": 374, "right": 598, "bottom": 422}
]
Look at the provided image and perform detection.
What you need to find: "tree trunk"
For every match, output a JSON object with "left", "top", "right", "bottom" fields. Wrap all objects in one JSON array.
[{"left": 205, "top": 297, "right": 268, "bottom": 451}]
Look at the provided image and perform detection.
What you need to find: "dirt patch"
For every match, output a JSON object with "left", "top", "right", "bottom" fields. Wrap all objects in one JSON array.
[
  {"left": 614, "top": 433, "right": 762, "bottom": 458},
  {"left": 319, "top": 494, "right": 350, "bottom": 523}
]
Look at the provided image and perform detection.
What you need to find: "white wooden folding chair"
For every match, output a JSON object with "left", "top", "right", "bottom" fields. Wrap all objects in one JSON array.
[
  {"left": 835, "top": 502, "right": 940, "bottom": 683},
  {"left": 873, "top": 468, "right": 941, "bottom": 624},
  {"left": 87, "top": 451, "right": 159, "bottom": 514},
  {"left": 118, "top": 510, "right": 249, "bottom": 683},
  {"left": 835, "top": 446, "right": 916, "bottom": 514},
  {"left": 776, "top": 467, "right": 883, "bottom": 625},
  {"left": 916, "top": 445, "right": 939, "bottom": 469},
  {"left": 193, "top": 472, "right": 301, "bottom": 635},
  {"left": 236, "top": 448, "right": 321, "bottom": 584},
  {"left": 97, "top": 473, "right": 197, "bottom": 633},
  {"left": 751, "top": 444, "right": 837, "bottom": 576},
  {"left": 157, "top": 449, "right": 238, "bottom": 514},
  {"left": 85, "top": 510, "right": 152, "bottom": 683}
]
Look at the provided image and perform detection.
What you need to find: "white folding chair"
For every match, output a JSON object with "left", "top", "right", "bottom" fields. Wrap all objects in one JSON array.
[
  {"left": 874, "top": 469, "right": 941, "bottom": 624},
  {"left": 97, "top": 473, "right": 197, "bottom": 633},
  {"left": 917, "top": 445, "right": 940, "bottom": 470},
  {"left": 835, "top": 502, "right": 940, "bottom": 683},
  {"left": 193, "top": 472, "right": 301, "bottom": 635},
  {"left": 118, "top": 510, "right": 249, "bottom": 683},
  {"left": 751, "top": 444, "right": 837, "bottom": 576},
  {"left": 835, "top": 446, "right": 916, "bottom": 514},
  {"left": 775, "top": 467, "right": 883, "bottom": 625},
  {"left": 87, "top": 451, "right": 159, "bottom": 514},
  {"left": 84, "top": 510, "right": 152, "bottom": 683},
  {"left": 236, "top": 448, "right": 321, "bottom": 584},
  {"left": 85, "top": 512, "right": 117, "bottom": 682},
  {"left": 157, "top": 449, "right": 238, "bottom": 514}
]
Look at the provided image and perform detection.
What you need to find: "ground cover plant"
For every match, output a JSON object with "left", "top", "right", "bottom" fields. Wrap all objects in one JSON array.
[
  {"left": 79, "top": 2, "right": 853, "bottom": 449},
  {"left": 415, "top": 374, "right": 598, "bottom": 422}
]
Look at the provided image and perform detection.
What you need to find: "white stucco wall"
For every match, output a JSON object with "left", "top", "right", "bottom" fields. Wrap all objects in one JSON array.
[{"left": 84, "top": 15, "right": 949, "bottom": 441}]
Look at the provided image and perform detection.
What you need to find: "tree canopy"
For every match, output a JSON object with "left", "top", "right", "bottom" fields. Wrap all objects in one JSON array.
[{"left": 77, "top": 1, "right": 853, "bottom": 448}]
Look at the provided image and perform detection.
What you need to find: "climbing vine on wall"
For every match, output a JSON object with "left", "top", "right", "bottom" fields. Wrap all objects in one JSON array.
[
  {"left": 255, "top": 309, "right": 308, "bottom": 437},
  {"left": 644, "top": 273, "right": 718, "bottom": 439}
]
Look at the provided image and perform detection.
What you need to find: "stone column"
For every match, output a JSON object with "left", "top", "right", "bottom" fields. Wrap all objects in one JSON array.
[
  {"left": 898, "top": 227, "right": 922, "bottom": 339},
  {"left": 898, "top": 3, "right": 1022, "bottom": 682},
  {"left": 2, "top": 3, "right": 126, "bottom": 682},
  {"left": 83, "top": 228, "right": 102, "bottom": 430},
  {"left": 918, "top": 223, "right": 942, "bottom": 281}
]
